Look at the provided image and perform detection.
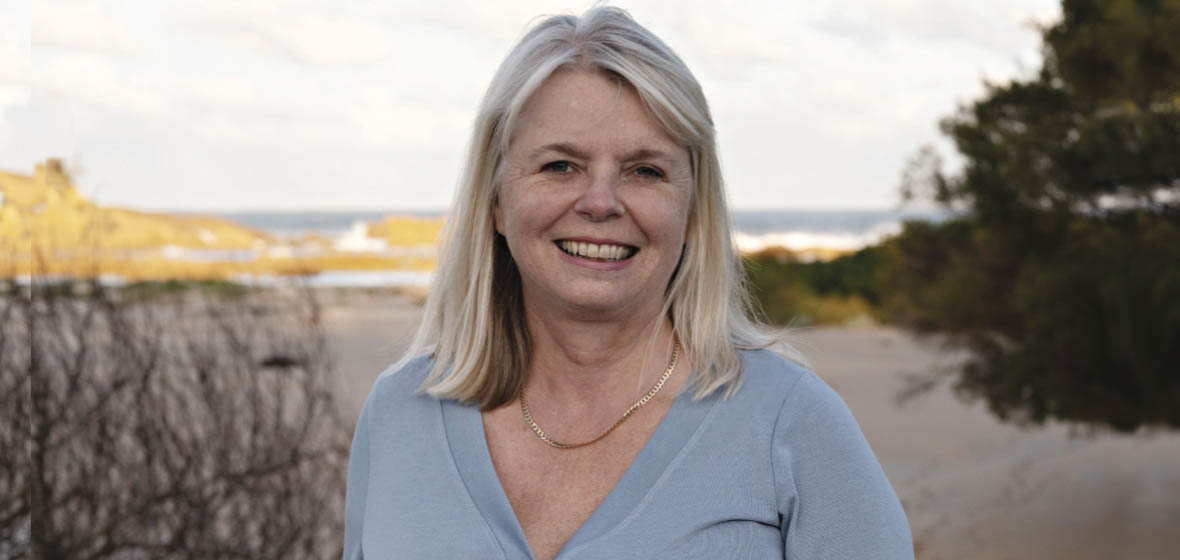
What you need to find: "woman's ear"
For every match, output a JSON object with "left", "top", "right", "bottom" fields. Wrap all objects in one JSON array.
[{"left": 493, "top": 198, "right": 505, "bottom": 236}]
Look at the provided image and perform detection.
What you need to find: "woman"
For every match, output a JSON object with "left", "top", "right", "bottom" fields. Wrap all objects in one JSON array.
[{"left": 344, "top": 7, "right": 912, "bottom": 559}]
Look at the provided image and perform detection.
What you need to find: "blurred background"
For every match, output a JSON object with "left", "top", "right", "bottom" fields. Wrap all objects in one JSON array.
[{"left": 2, "top": 1, "right": 1178, "bottom": 558}]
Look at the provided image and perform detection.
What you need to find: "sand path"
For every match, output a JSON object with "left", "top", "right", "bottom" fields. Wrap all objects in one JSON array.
[{"left": 792, "top": 326, "right": 1180, "bottom": 560}]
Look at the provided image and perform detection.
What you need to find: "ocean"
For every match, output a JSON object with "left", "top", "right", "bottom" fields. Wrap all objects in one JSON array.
[
  {"left": 206, "top": 208, "right": 947, "bottom": 287},
  {"left": 216, "top": 209, "right": 946, "bottom": 251}
]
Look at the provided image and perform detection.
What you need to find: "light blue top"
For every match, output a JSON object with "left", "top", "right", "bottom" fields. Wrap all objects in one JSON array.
[{"left": 342, "top": 349, "right": 913, "bottom": 559}]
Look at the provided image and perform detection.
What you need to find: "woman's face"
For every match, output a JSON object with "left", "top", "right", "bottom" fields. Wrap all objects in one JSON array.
[{"left": 495, "top": 70, "right": 693, "bottom": 318}]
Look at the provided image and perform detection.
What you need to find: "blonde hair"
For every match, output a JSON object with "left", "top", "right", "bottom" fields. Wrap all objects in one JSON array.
[{"left": 399, "top": 6, "right": 804, "bottom": 409}]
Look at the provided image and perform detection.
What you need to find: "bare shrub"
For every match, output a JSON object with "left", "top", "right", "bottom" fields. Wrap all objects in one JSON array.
[{"left": 0, "top": 279, "right": 349, "bottom": 559}]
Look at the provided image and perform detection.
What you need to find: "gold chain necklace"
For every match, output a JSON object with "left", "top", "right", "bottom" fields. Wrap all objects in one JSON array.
[{"left": 519, "top": 334, "right": 680, "bottom": 449}]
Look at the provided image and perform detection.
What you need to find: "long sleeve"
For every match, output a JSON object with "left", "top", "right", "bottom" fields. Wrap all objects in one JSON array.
[
  {"left": 342, "top": 386, "right": 374, "bottom": 560},
  {"left": 773, "top": 371, "right": 913, "bottom": 559}
]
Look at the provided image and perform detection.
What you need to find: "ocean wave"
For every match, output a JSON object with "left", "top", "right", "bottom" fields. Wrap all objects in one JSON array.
[
  {"left": 733, "top": 221, "right": 903, "bottom": 254},
  {"left": 334, "top": 221, "right": 388, "bottom": 253}
]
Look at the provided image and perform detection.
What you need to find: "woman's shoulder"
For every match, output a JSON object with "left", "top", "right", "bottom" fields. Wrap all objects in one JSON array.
[
  {"left": 732, "top": 347, "right": 860, "bottom": 437},
  {"left": 734, "top": 347, "right": 813, "bottom": 401},
  {"left": 738, "top": 351, "right": 913, "bottom": 557},
  {"left": 738, "top": 349, "right": 895, "bottom": 510},
  {"left": 360, "top": 354, "right": 438, "bottom": 416},
  {"left": 690, "top": 348, "right": 825, "bottom": 438}
]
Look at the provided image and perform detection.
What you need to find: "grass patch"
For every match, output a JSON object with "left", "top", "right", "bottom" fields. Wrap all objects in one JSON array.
[{"left": 744, "top": 245, "right": 889, "bottom": 326}]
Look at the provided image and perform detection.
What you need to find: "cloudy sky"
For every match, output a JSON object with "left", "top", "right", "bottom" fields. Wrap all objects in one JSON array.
[{"left": 0, "top": 0, "right": 1061, "bottom": 212}]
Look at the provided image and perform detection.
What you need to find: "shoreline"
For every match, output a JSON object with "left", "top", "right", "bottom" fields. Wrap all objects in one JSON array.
[{"left": 2, "top": 242, "right": 862, "bottom": 283}]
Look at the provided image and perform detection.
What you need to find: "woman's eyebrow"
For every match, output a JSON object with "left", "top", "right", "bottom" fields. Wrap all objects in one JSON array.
[
  {"left": 620, "top": 148, "right": 679, "bottom": 165},
  {"left": 530, "top": 143, "right": 682, "bottom": 165},
  {"left": 530, "top": 142, "right": 590, "bottom": 160}
]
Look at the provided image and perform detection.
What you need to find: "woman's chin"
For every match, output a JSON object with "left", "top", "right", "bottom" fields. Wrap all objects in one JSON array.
[{"left": 541, "top": 287, "right": 657, "bottom": 319}]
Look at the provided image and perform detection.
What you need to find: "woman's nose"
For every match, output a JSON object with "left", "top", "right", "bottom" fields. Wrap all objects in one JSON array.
[{"left": 573, "top": 170, "right": 625, "bottom": 221}]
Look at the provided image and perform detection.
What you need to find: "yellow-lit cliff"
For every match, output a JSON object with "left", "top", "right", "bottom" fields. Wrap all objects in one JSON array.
[
  {"left": 0, "top": 159, "right": 271, "bottom": 251},
  {"left": 0, "top": 159, "right": 443, "bottom": 280}
]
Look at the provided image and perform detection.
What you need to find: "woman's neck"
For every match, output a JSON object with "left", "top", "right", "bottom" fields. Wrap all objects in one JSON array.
[{"left": 521, "top": 301, "right": 681, "bottom": 414}]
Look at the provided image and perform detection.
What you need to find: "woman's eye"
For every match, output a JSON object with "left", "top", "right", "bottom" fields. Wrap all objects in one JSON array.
[
  {"left": 541, "top": 161, "right": 572, "bottom": 173},
  {"left": 635, "top": 165, "right": 665, "bottom": 178}
]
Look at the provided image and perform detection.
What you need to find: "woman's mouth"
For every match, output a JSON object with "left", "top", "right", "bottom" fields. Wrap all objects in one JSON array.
[{"left": 555, "top": 240, "right": 638, "bottom": 262}]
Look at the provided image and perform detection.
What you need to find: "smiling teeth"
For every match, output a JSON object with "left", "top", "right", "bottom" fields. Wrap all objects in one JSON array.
[{"left": 558, "top": 240, "right": 636, "bottom": 261}]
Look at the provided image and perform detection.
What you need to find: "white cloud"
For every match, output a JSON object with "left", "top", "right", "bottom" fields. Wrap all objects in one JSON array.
[
  {"left": 265, "top": 15, "right": 394, "bottom": 65},
  {"left": 352, "top": 87, "right": 442, "bottom": 146},
  {"left": 175, "top": 0, "right": 403, "bottom": 66},
  {"left": 171, "top": 73, "right": 253, "bottom": 105},
  {"left": 0, "top": 90, "right": 79, "bottom": 170},
  {"left": 0, "top": 85, "right": 30, "bottom": 154},
  {"left": 0, "top": 0, "right": 30, "bottom": 82},
  {"left": 31, "top": 0, "right": 138, "bottom": 53},
  {"left": 188, "top": 14, "right": 396, "bottom": 66},
  {"left": 30, "top": 51, "right": 168, "bottom": 114}
]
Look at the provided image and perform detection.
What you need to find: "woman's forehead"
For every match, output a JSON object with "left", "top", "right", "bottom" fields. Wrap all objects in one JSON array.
[{"left": 510, "top": 70, "right": 686, "bottom": 160}]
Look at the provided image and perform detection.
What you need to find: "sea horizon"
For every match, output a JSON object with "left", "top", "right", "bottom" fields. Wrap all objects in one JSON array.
[{"left": 191, "top": 207, "right": 951, "bottom": 256}]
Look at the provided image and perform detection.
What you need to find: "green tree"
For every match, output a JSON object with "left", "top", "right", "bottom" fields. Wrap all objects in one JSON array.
[{"left": 892, "top": 0, "right": 1180, "bottom": 431}]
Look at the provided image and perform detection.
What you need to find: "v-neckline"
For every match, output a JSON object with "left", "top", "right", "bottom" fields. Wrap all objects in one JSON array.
[{"left": 441, "top": 385, "right": 716, "bottom": 559}]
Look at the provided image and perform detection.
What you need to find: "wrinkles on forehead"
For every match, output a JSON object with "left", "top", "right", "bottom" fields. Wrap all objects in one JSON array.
[
  {"left": 513, "top": 72, "right": 685, "bottom": 154},
  {"left": 508, "top": 68, "right": 624, "bottom": 147}
]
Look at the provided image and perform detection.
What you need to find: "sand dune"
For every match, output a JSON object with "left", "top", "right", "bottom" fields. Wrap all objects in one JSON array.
[{"left": 0, "top": 160, "right": 270, "bottom": 251}]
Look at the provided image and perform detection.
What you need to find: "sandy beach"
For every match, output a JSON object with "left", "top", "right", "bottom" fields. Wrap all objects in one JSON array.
[{"left": 322, "top": 291, "right": 1180, "bottom": 560}]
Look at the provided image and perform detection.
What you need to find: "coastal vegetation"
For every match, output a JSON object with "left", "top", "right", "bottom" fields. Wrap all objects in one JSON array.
[
  {"left": 750, "top": 0, "right": 1180, "bottom": 433},
  {"left": 744, "top": 246, "right": 887, "bottom": 327},
  {"left": 2, "top": 279, "right": 349, "bottom": 558},
  {"left": 885, "top": 0, "right": 1180, "bottom": 432}
]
